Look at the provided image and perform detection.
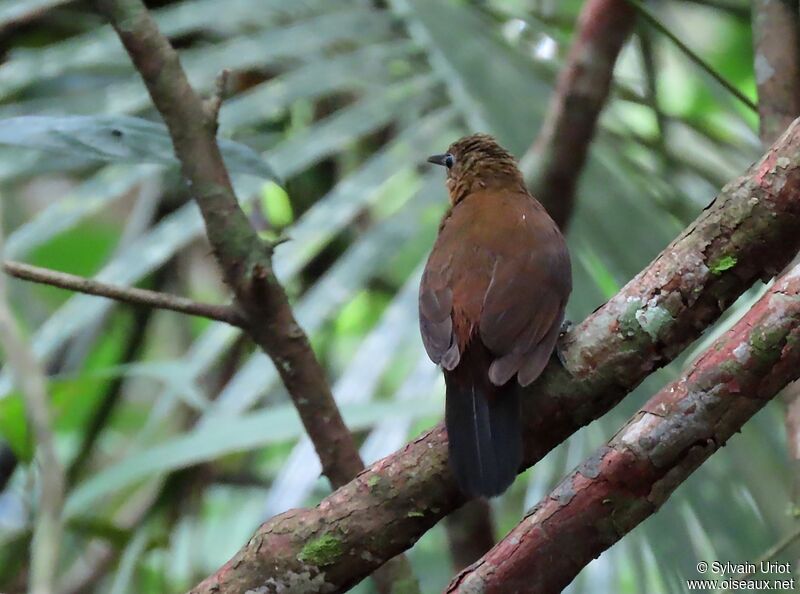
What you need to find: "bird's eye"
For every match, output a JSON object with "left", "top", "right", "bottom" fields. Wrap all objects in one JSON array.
[{"left": 444, "top": 154, "right": 455, "bottom": 169}]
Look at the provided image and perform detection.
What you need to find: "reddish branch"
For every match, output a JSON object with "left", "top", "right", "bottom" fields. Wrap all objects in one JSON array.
[
  {"left": 752, "top": 0, "right": 800, "bottom": 145},
  {"left": 528, "top": 0, "right": 637, "bottom": 228},
  {"left": 190, "top": 121, "right": 800, "bottom": 594},
  {"left": 449, "top": 263, "right": 800, "bottom": 593}
]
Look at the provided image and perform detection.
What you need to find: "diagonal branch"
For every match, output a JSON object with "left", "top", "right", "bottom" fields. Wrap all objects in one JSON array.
[
  {"left": 92, "top": 0, "right": 361, "bottom": 493},
  {"left": 449, "top": 262, "right": 800, "bottom": 592},
  {"left": 3, "top": 261, "right": 245, "bottom": 327},
  {"left": 92, "top": 0, "right": 418, "bottom": 590},
  {"left": 524, "top": 0, "right": 638, "bottom": 229},
  {"left": 189, "top": 119, "right": 800, "bottom": 594}
]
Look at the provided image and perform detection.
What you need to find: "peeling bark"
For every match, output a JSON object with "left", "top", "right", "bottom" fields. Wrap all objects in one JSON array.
[
  {"left": 449, "top": 263, "right": 800, "bottom": 593},
  {"left": 190, "top": 121, "right": 800, "bottom": 594}
]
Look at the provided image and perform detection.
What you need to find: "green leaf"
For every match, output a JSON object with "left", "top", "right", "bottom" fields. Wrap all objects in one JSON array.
[
  {"left": 709, "top": 254, "right": 737, "bottom": 274},
  {"left": 258, "top": 182, "right": 294, "bottom": 229},
  {"left": 0, "top": 0, "right": 331, "bottom": 99},
  {"left": 64, "top": 397, "right": 441, "bottom": 517},
  {"left": 5, "top": 165, "right": 156, "bottom": 258},
  {"left": 0, "top": 0, "right": 71, "bottom": 27},
  {"left": 0, "top": 394, "right": 33, "bottom": 462},
  {"left": 219, "top": 40, "right": 418, "bottom": 131},
  {"left": 392, "top": 0, "right": 550, "bottom": 153},
  {"left": 109, "top": 526, "right": 152, "bottom": 594},
  {"left": 264, "top": 265, "right": 425, "bottom": 514},
  {"left": 0, "top": 116, "right": 279, "bottom": 181}
]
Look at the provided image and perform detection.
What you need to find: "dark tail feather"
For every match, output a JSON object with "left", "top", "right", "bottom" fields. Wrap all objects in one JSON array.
[{"left": 444, "top": 371, "right": 522, "bottom": 498}]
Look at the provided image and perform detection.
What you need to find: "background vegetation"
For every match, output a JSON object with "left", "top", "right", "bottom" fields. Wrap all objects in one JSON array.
[{"left": 0, "top": 0, "right": 791, "bottom": 592}]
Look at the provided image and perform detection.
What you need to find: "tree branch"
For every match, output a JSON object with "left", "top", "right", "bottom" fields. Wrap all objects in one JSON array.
[
  {"left": 752, "top": 0, "right": 800, "bottom": 146},
  {"left": 92, "top": 0, "right": 418, "bottom": 591},
  {"left": 189, "top": 119, "right": 800, "bottom": 594},
  {"left": 92, "top": 0, "right": 362, "bottom": 491},
  {"left": 751, "top": 0, "right": 800, "bottom": 537},
  {"left": 449, "top": 262, "right": 800, "bottom": 593},
  {"left": 524, "top": 0, "right": 638, "bottom": 229},
  {"left": 3, "top": 261, "right": 245, "bottom": 327}
]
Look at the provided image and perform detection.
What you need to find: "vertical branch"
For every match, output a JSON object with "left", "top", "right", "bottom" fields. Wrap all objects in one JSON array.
[
  {"left": 753, "top": 0, "right": 800, "bottom": 145},
  {"left": 523, "top": 0, "right": 638, "bottom": 229},
  {"left": 445, "top": 499, "right": 496, "bottom": 571},
  {"left": 752, "top": 0, "right": 800, "bottom": 527},
  {"left": 0, "top": 202, "right": 64, "bottom": 594}
]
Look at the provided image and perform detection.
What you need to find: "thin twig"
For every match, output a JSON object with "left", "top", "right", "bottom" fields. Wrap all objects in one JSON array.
[
  {"left": 0, "top": 203, "right": 64, "bottom": 594},
  {"left": 637, "top": 25, "right": 666, "bottom": 148},
  {"left": 720, "top": 524, "right": 800, "bottom": 593},
  {"left": 3, "top": 261, "right": 246, "bottom": 327},
  {"left": 627, "top": 0, "right": 758, "bottom": 112},
  {"left": 202, "top": 69, "right": 230, "bottom": 132},
  {"left": 678, "top": 0, "right": 751, "bottom": 20}
]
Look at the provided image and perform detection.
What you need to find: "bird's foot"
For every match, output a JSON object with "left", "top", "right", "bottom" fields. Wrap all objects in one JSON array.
[{"left": 555, "top": 319, "right": 573, "bottom": 370}]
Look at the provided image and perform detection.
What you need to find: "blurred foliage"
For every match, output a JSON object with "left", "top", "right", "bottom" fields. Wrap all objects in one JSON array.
[{"left": 0, "top": 0, "right": 795, "bottom": 592}]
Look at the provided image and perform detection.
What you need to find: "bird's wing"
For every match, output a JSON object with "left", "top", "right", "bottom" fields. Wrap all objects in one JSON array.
[
  {"left": 419, "top": 262, "right": 460, "bottom": 370},
  {"left": 478, "top": 199, "right": 571, "bottom": 387}
]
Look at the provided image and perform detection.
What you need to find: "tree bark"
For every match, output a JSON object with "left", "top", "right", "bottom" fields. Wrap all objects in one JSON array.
[
  {"left": 449, "top": 261, "right": 800, "bottom": 593},
  {"left": 190, "top": 120, "right": 800, "bottom": 593}
]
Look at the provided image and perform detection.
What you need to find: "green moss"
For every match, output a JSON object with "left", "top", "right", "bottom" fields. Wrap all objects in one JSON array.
[
  {"left": 298, "top": 534, "right": 342, "bottom": 567},
  {"left": 618, "top": 298, "right": 643, "bottom": 338},
  {"left": 749, "top": 327, "right": 786, "bottom": 364},
  {"left": 406, "top": 510, "right": 424, "bottom": 518},
  {"left": 719, "top": 359, "right": 740, "bottom": 376},
  {"left": 367, "top": 475, "right": 382, "bottom": 489},
  {"left": 709, "top": 255, "right": 737, "bottom": 275},
  {"left": 635, "top": 305, "right": 674, "bottom": 341}
]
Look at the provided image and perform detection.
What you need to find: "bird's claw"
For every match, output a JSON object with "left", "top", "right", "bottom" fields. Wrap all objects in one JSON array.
[{"left": 555, "top": 319, "right": 573, "bottom": 371}]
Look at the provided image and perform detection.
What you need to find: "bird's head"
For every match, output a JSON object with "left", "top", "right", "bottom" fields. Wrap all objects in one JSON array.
[{"left": 427, "top": 133, "right": 525, "bottom": 205}]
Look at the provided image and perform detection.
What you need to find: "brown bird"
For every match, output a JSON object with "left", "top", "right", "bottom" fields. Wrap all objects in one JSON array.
[{"left": 420, "top": 134, "right": 572, "bottom": 497}]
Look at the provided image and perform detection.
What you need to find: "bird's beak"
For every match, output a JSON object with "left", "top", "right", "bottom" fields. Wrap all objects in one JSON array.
[{"left": 427, "top": 154, "right": 448, "bottom": 167}]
